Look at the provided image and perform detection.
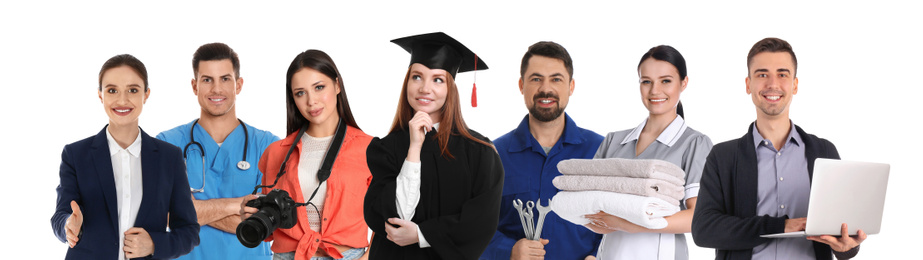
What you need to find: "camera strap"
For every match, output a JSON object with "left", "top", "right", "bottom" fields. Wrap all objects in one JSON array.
[
  {"left": 250, "top": 118, "right": 347, "bottom": 198},
  {"left": 304, "top": 118, "right": 347, "bottom": 204}
]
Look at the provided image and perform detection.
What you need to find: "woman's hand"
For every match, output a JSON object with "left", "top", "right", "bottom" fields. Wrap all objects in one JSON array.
[
  {"left": 384, "top": 218, "right": 419, "bottom": 246},
  {"left": 239, "top": 194, "right": 259, "bottom": 221},
  {"left": 65, "top": 201, "right": 83, "bottom": 248},
  {"left": 583, "top": 223, "right": 614, "bottom": 235},
  {"left": 406, "top": 111, "right": 433, "bottom": 163},
  {"left": 584, "top": 211, "right": 644, "bottom": 233},
  {"left": 124, "top": 227, "right": 154, "bottom": 258}
]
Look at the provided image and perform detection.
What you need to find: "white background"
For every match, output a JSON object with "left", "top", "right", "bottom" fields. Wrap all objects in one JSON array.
[{"left": 1, "top": 1, "right": 919, "bottom": 259}]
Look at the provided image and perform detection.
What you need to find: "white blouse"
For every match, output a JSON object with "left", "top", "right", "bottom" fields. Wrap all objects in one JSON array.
[{"left": 105, "top": 127, "right": 143, "bottom": 260}]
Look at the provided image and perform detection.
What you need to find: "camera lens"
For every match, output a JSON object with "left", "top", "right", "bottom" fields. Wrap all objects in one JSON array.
[{"left": 237, "top": 207, "right": 281, "bottom": 248}]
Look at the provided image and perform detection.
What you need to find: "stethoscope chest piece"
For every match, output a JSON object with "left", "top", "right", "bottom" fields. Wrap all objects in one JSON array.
[
  {"left": 237, "top": 161, "right": 251, "bottom": 170},
  {"left": 185, "top": 118, "right": 252, "bottom": 192}
]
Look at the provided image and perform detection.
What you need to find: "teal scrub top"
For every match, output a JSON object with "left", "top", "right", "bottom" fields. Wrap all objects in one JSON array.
[{"left": 157, "top": 119, "right": 279, "bottom": 260}]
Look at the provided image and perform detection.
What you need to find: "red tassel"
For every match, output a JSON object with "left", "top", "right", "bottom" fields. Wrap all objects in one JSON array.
[
  {"left": 472, "top": 54, "right": 478, "bottom": 107},
  {"left": 471, "top": 83, "right": 478, "bottom": 107}
]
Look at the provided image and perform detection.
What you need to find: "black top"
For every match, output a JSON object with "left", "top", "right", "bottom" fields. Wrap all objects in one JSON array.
[
  {"left": 364, "top": 128, "right": 504, "bottom": 260},
  {"left": 691, "top": 123, "right": 859, "bottom": 260}
]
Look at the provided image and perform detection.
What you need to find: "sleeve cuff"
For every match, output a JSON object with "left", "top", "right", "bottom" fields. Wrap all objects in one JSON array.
[
  {"left": 148, "top": 231, "right": 168, "bottom": 259},
  {"left": 833, "top": 244, "right": 860, "bottom": 259},
  {"left": 684, "top": 183, "right": 700, "bottom": 199},
  {"left": 395, "top": 160, "right": 422, "bottom": 220},
  {"left": 684, "top": 183, "right": 700, "bottom": 207},
  {"left": 416, "top": 225, "right": 430, "bottom": 248},
  {"left": 398, "top": 160, "right": 422, "bottom": 179},
  {"left": 767, "top": 216, "right": 787, "bottom": 234}
]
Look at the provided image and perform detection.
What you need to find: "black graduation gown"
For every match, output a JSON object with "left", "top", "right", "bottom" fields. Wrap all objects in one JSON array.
[{"left": 364, "top": 128, "right": 504, "bottom": 260}]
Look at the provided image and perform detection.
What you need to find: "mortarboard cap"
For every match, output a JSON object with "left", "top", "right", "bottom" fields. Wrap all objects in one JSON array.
[
  {"left": 392, "top": 32, "right": 487, "bottom": 107},
  {"left": 391, "top": 32, "right": 488, "bottom": 78}
]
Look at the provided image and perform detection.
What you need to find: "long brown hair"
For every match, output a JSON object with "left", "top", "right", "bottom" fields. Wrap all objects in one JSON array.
[
  {"left": 286, "top": 50, "right": 360, "bottom": 135},
  {"left": 389, "top": 67, "right": 491, "bottom": 159}
]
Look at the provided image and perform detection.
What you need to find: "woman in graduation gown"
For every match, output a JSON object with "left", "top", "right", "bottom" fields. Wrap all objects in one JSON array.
[
  {"left": 51, "top": 54, "right": 199, "bottom": 259},
  {"left": 582, "top": 45, "right": 714, "bottom": 260},
  {"left": 240, "top": 50, "right": 372, "bottom": 260},
  {"left": 363, "top": 32, "right": 504, "bottom": 260}
]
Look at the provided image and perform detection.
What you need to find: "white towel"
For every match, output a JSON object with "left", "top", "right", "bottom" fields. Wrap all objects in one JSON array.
[
  {"left": 557, "top": 158, "right": 685, "bottom": 186},
  {"left": 550, "top": 191, "right": 680, "bottom": 230},
  {"left": 552, "top": 175, "right": 684, "bottom": 206}
]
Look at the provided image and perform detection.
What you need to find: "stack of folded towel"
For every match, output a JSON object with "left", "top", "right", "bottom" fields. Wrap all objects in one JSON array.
[{"left": 550, "top": 158, "right": 684, "bottom": 229}]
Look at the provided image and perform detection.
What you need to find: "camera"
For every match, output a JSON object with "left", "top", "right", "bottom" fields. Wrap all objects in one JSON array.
[{"left": 237, "top": 189, "right": 298, "bottom": 248}]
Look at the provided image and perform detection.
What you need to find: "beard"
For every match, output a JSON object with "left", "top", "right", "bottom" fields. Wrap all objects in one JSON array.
[{"left": 529, "top": 92, "right": 565, "bottom": 122}]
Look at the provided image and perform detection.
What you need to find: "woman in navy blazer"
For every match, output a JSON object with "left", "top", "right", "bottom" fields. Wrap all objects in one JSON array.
[{"left": 51, "top": 54, "right": 199, "bottom": 259}]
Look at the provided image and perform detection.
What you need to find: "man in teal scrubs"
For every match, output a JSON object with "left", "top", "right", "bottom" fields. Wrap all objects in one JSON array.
[{"left": 157, "top": 43, "right": 278, "bottom": 260}]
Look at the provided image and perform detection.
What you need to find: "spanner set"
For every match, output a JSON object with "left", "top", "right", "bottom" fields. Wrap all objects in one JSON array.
[{"left": 512, "top": 198, "right": 552, "bottom": 240}]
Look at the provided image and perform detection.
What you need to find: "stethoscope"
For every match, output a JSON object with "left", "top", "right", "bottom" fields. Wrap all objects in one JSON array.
[{"left": 183, "top": 118, "right": 250, "bottom": 193}]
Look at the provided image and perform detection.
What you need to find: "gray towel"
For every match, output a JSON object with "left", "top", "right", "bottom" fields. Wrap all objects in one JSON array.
[
  {"left": 553, "top": 175, "right": 683, "bottom": 206},
  {"left": 557, "top": 158, "right": 685, "bottom": 186}
]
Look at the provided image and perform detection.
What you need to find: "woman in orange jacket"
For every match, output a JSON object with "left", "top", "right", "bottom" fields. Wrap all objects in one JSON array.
[{"left": 241, "top": 50, "right": 372, "bottom": 260}]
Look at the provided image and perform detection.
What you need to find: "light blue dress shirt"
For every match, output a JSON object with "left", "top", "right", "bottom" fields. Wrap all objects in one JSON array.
[{"left": 751, "top": 122, "right": 814, "bottom": 260}]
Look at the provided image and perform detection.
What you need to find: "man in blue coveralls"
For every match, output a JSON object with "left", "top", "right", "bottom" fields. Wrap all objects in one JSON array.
[
  {"left": 157, "top": 43, "right": 278, "bottom": 260},
  {"left": 482, "top": 41, "right": 604, "bottom": 260}
]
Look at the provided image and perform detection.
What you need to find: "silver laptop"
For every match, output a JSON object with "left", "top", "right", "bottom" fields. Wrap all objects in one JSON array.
[{"left": 761, "top": 158, "right": 889, "bottom": 238}]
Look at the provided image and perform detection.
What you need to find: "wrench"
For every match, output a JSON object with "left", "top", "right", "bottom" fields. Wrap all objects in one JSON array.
[
  {"left": 524, "top": 201, "right": 535, "bottom": 240},
  {"left": 532, "top": 198, "right": 552, "bottom": 240},
  {"left": 512, "top": 199, "right": 531, "bottom": 239}
]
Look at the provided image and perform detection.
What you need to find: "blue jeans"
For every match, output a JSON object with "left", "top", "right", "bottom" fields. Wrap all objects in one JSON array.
[{"left": 273, "top": 248, "right": 366, "bottom": 260}]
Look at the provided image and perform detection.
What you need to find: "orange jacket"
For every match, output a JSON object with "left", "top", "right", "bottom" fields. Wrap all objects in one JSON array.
[{"left": 257, "top": 126, "right": 372, "bottom": 260}]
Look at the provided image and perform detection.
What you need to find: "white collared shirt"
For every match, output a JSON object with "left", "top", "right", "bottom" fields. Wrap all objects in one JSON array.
[
  {"left": 395, "top": 123, "right": 439, "bottom": 248},
  {"left": 620, "top": 116, "right": 688, "bottom": 147},
  {"left": 106, "top": 127, "right": 144, "bottom": 260}
]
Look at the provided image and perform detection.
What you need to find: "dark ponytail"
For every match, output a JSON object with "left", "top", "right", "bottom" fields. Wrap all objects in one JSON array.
[
  {"left": 639, "top": 45, "right": 687, "bottom": 118},
  {"left": 677, "top": 101, "right": 684, "bottom": 118}
]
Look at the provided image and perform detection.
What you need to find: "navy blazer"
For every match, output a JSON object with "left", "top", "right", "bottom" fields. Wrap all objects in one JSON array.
[
  {"left": 52, "top": 126, "right": 199, "bottom": 259},
  {"left": 691, "top": 123, "right": 842, "bottom": 260}
]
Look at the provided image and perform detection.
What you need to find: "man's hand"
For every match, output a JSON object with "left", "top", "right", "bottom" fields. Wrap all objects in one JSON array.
[
  {"left": 65, "top": 201, "right": 83, "bottom": 248},
  {"left": 124, "top": 227, "right": 155, "bottom": 258},
  {"left": 511, "top": 238, "right": 549, "bottom": 260},
  {"left": 807, "top": 223, "right": 867, "bottom": 252},
  {"left": 784, "top": 218, "right": 807, "bottom": 233},
  {"left": 385, "top": 218, "right": 419, "bottom": 246}
]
